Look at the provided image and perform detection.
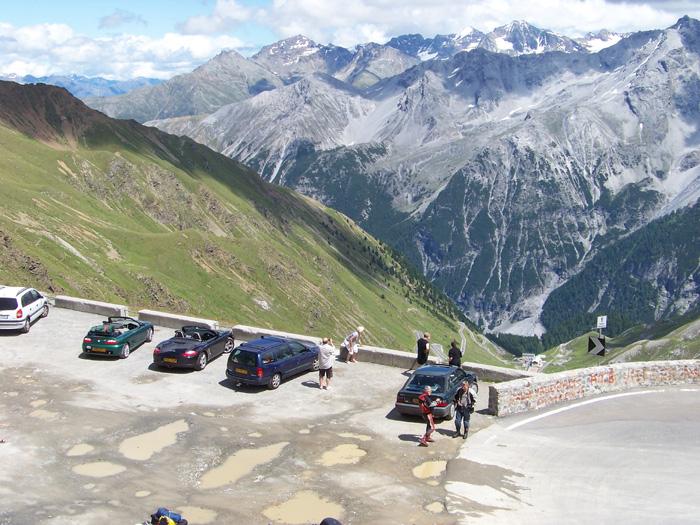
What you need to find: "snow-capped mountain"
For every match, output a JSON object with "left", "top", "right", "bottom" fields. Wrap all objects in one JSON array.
[
  {"left": 251, "top": 35, "right": 353, "bottom": 81},
  {"left": 577, "top": 30, "right": 628, "bottom": 52},
  {"left": 479, "top": 20, "right": 586, "bottom": 55},
  {"left": 148, "top": 18, "right": 700, "bottom": 342},
  {"left": 386, "top": 28, "right": 486, "bottom": 60}
]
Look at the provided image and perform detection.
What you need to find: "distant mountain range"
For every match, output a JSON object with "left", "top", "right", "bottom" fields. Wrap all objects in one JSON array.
[
  {"left": 78, "top": 18, "right": 700, "bottom": 351},
  {"left": 0, "top": 74, "right": 161, "bottom": 99},
  {"left": 86, "top": 21, "right": 628, "bottom": 122}
]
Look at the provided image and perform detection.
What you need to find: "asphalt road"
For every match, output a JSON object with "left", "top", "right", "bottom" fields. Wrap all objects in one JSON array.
[
  {"left": 0, "top": 307, "right": 493, "bottom": 525},
  {"left": 445, "top": 388, "right": 700, "bottom": 524}
]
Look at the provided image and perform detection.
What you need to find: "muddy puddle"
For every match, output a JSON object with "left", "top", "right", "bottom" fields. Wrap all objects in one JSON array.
[
  {"left": 200, "top": 442, "right": 288, "bottom": 489},
  {"left": 134, "top": 490, "right": 151, "bottom": 498},
  {"left": 412, "top": 460, "right": 447, "bottom": 479},
  {"left": 72, "top": 461, "right": 126, "bottom": 478},
  {"left": 319, "top": 444, "right": 366, "bottom": 467},
  {"left": 67, "top": 444, "right": 94, "bottom": 457},
  {"left": 30, "top": 400, "right": 47, "bottom": 408},
  {"left": 177, "top": 506, "right": 217, "bottom": 524},
  {"left": 119, "top": 419, "right": 188, "bottom": 461},
  {"left": 29, "top": 409, "right": 59, "bottom": 421},
  {"left": 263, "top": 490, "right": 343, "bottom": 524},
  {"left": 425, "top": 501, "right": 444, "bottom": 513}
]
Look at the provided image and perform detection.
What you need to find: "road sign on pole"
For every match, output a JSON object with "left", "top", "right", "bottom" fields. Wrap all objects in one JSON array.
[
  {"left": 596, "top": 315, "right": 607, "bottom": 329},
  {"left": 588, "top": 335, "right": 606, "bottom": 356}
]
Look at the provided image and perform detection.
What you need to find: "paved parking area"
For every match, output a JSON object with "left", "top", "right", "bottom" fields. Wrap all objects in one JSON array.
[{"left": 0, "top": 308, "right": 492, "bottom": 525}]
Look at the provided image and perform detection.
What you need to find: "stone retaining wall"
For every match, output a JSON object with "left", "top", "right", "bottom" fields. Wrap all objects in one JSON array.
[
  {"left": 489, "top": 360, "right": 700, "bottom": 417},
  {"left": 138, "top": 309, "right": 218, "bottom": 330}
]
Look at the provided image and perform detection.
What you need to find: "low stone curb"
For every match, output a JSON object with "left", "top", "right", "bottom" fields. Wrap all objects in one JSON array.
[{"left": 53, "top": 295, "right": 128, "bottom": 317}]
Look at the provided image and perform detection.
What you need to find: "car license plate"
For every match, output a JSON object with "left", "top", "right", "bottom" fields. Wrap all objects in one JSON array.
[
  {"left": 235, "top": 368, "right": 248, "bottom": 375},
  {"left": 164, "top": 358, "right": 177, "bottom": 364},
  {"left": 92, "top": 348, "right": 107, "bottom": 353},
  {"left": 85, "top": 345, "right": 92, "bottom": 349}
]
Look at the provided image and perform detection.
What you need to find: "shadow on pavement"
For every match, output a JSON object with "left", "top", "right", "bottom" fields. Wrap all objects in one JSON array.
[
  {"left": 148, "top": 363, "right": 195, "bottom": 374},
  {"left": 218, "top": 378, "right": 266, "bottom": 394},
  {"left": 301, "top": 380, "right": 320, "bottom": 389},
  {"left": 78, "top": 352, "right": 119, "bottom": 361},
  {"left": 398, "top": 433, "right": 422, "bottom": 443}
]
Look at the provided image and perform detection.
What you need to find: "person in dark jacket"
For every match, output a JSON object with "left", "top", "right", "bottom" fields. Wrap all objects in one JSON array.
[
  {"left": 407, "top": 332, "right": 430, "bottom": 371},
  {"left": 453, "top": 379, "right": 476, "bottom": 439},
  {"left": 448, "top": 340, "right": 462, "bottom": 367}
]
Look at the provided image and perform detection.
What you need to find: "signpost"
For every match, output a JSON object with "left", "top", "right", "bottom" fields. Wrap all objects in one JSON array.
[
  {"left": 588, "top": 315, "right": 607, "bottom": 356},
  {"left": 596, "top": 316, "right": 607, "bottom": 330}
]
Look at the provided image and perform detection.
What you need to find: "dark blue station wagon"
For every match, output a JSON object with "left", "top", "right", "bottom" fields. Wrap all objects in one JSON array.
[{"left": 226, "top": 336, "right": 320, "bottom": 389}]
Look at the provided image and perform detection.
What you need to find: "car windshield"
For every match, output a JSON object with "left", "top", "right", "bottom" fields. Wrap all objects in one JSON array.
[
  {"left": 0, "top": 298, "right": 18, "bottom": 310},
  {"left": 405, "top": 375, "right": 447, "bottom": 394},
  {"left": 230, "top": 349, "right": 257, "bottom": 367}
]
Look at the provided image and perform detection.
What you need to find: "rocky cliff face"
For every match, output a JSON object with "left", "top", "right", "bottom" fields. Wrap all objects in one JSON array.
[{"left": 147, "top": 18, "right": 700, "bottom": 342}]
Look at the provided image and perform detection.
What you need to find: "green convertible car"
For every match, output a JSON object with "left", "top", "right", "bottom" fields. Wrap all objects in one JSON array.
[{"left": 82, "top": 316, "right": 154, "bottom": 358}]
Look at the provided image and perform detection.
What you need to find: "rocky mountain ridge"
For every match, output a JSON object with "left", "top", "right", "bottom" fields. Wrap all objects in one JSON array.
[{"left": 148, "top": 17, "right": 700, "bottom": 347}]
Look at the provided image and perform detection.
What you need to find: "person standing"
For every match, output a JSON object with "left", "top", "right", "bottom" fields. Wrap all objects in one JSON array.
[
  {"left": 341, "top": 326, "right": 364, "bottom": 363},
  {"left": 418, "top": 385, "right": 440, "bottom": 446},
  {"left": 407, "top": 332, "right": 430, "bottom": 371},
  {"left": 453, "top": 379, "right": 476, "bottom": 439},
  {"left": 448, "top": 340, "right": 462, "bottom": 367},
  {"left": 318, "top": 337, "right": 336, "bottom": 390}
]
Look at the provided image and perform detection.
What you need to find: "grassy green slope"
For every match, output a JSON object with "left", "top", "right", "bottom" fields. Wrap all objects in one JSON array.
[
  {"left": 542, "top": 316, "right": 700, "bottom": 373},
  {"left": 0, "top": 81, "right": 509, "bottom": 356}
]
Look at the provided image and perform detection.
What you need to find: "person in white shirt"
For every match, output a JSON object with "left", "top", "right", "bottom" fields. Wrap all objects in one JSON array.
[
  {"left": 318, "top": 337, "right": 337, "bottom": 389},
  {"left": 341, "top": 326, "right": 364, "bottom": 363}
]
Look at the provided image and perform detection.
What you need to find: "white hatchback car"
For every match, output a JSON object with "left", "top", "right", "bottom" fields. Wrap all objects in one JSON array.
[{"left": 0, "top": 286, "right": 49, "bottom": 333}]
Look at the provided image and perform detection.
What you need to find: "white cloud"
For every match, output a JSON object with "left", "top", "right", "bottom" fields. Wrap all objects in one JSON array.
[
  {"left": 0, "top": 22, "right": 244, "bottom": 79},
  {"left": 99, "top": 9, "right": 147, "bottom": 30},
  {"left": 259, "top": 0, "right": 700, "bottom": 47},
  {"left": 178, "top": 0, "right": 251, "bottom": 34}
]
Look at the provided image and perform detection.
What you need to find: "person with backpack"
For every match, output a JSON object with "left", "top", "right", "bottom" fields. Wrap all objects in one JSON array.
[
  {"left": 417, "top": 385, "right": 440, "bottom": 446},
  {"left": 453, "top": 379, "right": 476, "bottom": 439}
]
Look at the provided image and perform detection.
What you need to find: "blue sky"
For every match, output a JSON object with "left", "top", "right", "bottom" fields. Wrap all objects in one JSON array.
[{"left": 1, "top": 0, "right": 699, "bottom": 79}]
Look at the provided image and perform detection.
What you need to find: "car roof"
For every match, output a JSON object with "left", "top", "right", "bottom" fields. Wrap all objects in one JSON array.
[
  {"left": 411, "top": 365, "right": 459, "bottom": 377},
  {"left": 0, "top": 286, "right": 30, "bottom": 298},
  {"left": 238, "top": 336, "right": 292, "bottom": 352}
]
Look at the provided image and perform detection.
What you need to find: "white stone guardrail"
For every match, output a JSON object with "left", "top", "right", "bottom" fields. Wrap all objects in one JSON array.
[
  {"left": 137, "top": 309, "right": 218, "bottom": 330},
  {"left": 231, "top": 324, "right": 532, "bottom": 383},
  {"left": 489, "top": 360, "right": 700, "bottom": 417},
  {"left": 54, "top": 295, "right": 127, "bottom": 317}
]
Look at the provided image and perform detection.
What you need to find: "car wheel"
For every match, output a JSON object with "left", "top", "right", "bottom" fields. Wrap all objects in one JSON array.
[
  {"left": 444, "top": 403, "right": 456, "bottom": 421},
  {"left": 21, "top": 319, "right": 30, "bottom": 334},
  {"left": 224, "top": 338, "right": 234, "bottom": 353},
  {"left": 311, "top": 357, "right": 320, "bottom": 371},
  {"left": 41, "top": 305, "right": 49, "bottom": 318},
  {"left": 120, "top": 343, "right": 130, "bottom": 359},
  {"left": 195, "top": 352, "right": 208, "bottom": 371},
  {"left": 145, "top": 328, "right": 153, "bottom": 342},
  {"left": 268, "top": 373, "right": 282, "bottom": 390}
]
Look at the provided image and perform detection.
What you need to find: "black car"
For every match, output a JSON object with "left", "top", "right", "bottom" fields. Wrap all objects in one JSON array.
[
  {"left": 226, "top": 336, "right": 319, "bottom": 389},
  {"left": 395, "top": 365, "right": 477, "bottom": 420},
  {"left": 153, "top": 326, "right": 234, "bottom": 371}
]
